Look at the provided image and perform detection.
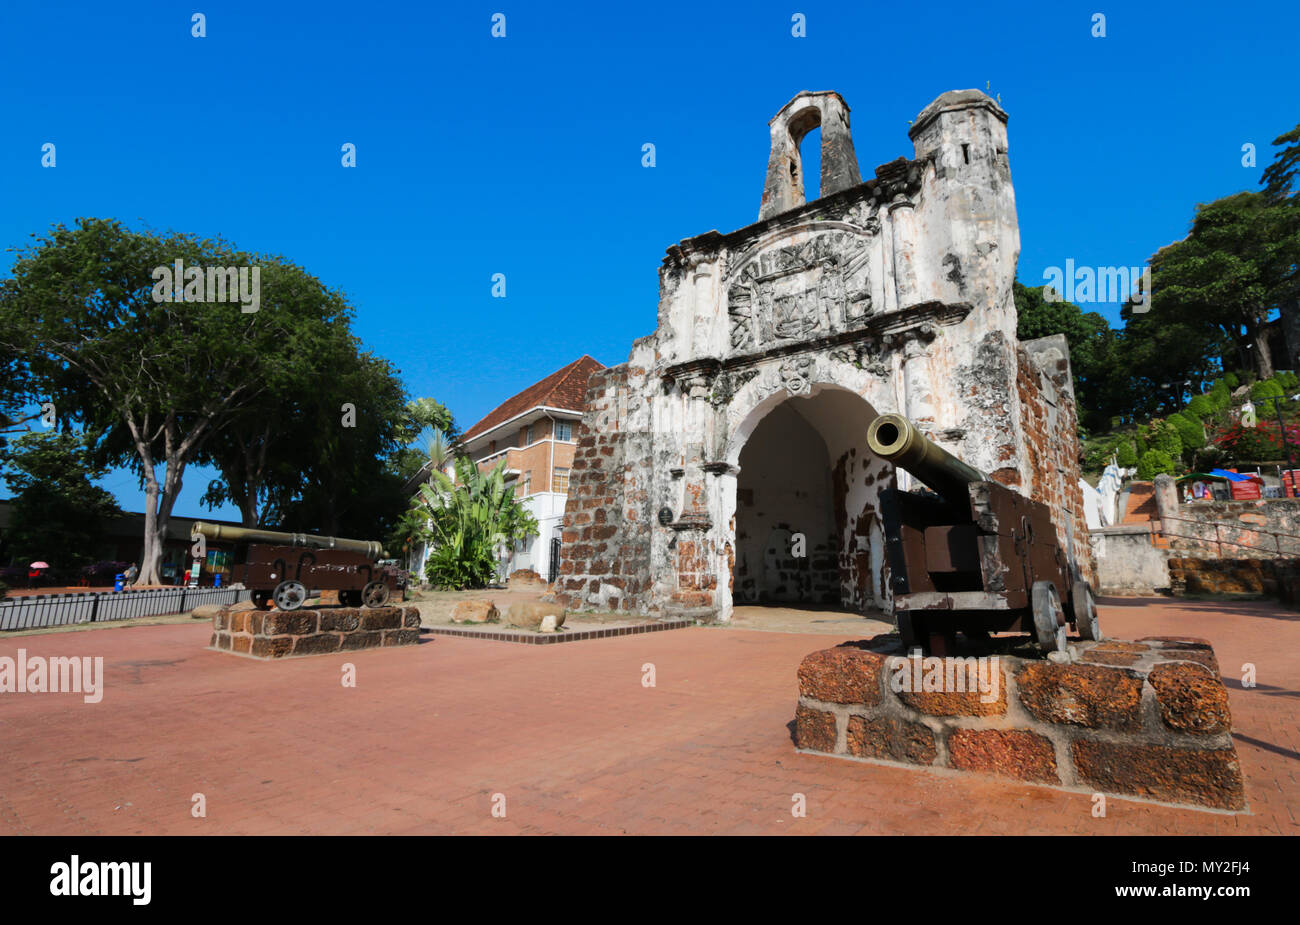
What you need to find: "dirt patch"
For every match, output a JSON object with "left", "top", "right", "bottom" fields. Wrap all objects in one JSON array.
[{"left": 725, "top": 604, "right": 895, "bottom": 636}]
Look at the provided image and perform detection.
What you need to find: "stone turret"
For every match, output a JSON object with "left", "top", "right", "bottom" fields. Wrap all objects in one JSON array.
[
  {"left": 758, "top": 91, "right": 862, "bottom": 219},
  {"left": 906, "top": 89, "right": 1018, "bottom": 329}
]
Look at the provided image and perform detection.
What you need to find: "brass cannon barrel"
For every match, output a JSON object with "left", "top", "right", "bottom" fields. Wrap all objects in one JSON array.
[
  {"left": 866, "top": 413, "right": 989, "bottom": 502},
  {"left": 191, "top": 522, "right": 385, "bottom": 560}
]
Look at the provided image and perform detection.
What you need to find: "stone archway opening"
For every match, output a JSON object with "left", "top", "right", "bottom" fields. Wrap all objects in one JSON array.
[{"left": 729, "top": 386, "right": 893, "bottom": 618}]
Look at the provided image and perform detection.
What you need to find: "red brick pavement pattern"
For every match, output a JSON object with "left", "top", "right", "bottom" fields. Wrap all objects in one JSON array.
[{"left": 0, "top": 598, "right": 1295, "bottom": 835}]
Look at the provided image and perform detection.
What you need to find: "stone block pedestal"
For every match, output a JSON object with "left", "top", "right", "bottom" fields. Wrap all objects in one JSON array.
[
  {"left": 794, "top": 635, "right": 1245, "bottom": 811},
  {"left": 209, "top": 604, "right": 422, "bottom": 658}
]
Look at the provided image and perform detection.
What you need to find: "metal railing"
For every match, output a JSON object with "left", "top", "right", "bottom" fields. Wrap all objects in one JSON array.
[
  {"left": 1152, "top": 512, "right": 1300, "bottom": 559},
  {"left": 0, "top": 587, "right": 251, "bottom": 631}
]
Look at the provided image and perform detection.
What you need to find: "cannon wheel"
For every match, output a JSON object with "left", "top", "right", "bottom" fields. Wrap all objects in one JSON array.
[
  {"left": 273, "top": 580, "right": 308, "bottom": 612},
  {"left": 1070, "top": 580, "right": 1101, "bottom": 641},
  {"left": 362, "top": 581, "right": 390, "bottom": 608},
  {"left": 252, "top": 590, "right": 274, "bottom": 610},
  {"left": 1031, "top": 581, "right": 1068, "bottom": 653},
  {"left": 338, "top": 589, "right": 363, "bottom": 608}
]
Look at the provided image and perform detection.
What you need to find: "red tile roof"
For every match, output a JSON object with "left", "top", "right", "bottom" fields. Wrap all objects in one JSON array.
[{"left": 462, "top": 356, "right": 605, "bottom": 442}]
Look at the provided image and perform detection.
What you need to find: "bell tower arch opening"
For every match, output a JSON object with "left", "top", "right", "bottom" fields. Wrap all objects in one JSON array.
[{"left": 728, "top": 385, "right": 893, "bottom": 618}]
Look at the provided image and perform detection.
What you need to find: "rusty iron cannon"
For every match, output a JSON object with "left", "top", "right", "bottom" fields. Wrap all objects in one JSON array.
[
  {"left": 192, "top": 522, "right": 407, "bottom": 611},
  {"left": 866, "top": 414, "right": 1099, "bottom": 656}
]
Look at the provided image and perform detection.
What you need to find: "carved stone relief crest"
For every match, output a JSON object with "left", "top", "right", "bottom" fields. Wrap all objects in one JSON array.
[
  {"left": 779, "top": 357, "right": 816, "bottom": 395},
  {"left": 726, "top": 229, "right": 875, "bottom": 355}
]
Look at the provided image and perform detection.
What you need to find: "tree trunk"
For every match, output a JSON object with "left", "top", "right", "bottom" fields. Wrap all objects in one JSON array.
[
  {"left": 138, "top": 471, "right": 163, "bottom": 585},
  {"left": 1252, "top": 322, "right": 1275, "bottom": 380},
  {"left": 137, "top": 461, "right": 187, "bottom": 585}
]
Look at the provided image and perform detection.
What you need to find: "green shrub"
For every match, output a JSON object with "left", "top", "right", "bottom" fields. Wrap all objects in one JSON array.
[
  {"left": 415, "top": 456, "right": 539, "bottom": 591},
  {"left": 1083, "top": 440, "right": 1113, "bottom": 472},
  {"left": 1137, "top": 449, "right": 1176, "bottom": 480},
  {"left": 1184, "top": 394, "right": 1213, "bottom": 419},
  {"left": 1147, "top": 419, "right": 1183, "bottom": 458},
  {"left": 1224, "top": 371, "right": 1240, "bottom": 389},
  {"left": 1276, "top": 370, "right": 1298, "bottom": 391},
  {"left": 1116, "top": 440, "right": 1138, "bottom": 467},
  {"left": 423, "top": 537, "right": 498, "bottom": 590},
  {"left": 1166, "top": 412, "right": 1206, "bottom": 455},
  {"left": 1208, "top": 380, "right": 1231, "bottom": 411},
  {"left": 1251, "top": 379, "right": 1284, "bottom": 401}
]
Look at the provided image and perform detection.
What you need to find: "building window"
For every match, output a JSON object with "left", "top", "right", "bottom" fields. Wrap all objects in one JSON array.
[
  {"left": 552, "top": 467, "right": 570, "bottom": 493},
  {"left": 521, "top": 471, "right": 532, "bottom": 495},
  {"left": 555, "top": 421, "right": 573, "bottom": 442},
  {"left": 526, "top": 425, "right": 534, "bottom": 445}
]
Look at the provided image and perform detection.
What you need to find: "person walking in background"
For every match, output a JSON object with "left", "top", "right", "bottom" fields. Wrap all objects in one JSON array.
[{"left": 123, "top": 562, "right": 139, "bottom": 587}]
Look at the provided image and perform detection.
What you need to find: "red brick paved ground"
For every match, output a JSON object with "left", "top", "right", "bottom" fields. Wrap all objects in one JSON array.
[{"left": 0, "top": 597, "right": 1294, "bottom": 835}]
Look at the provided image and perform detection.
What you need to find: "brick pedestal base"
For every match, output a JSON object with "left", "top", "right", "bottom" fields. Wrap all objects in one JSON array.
[
  {"left": 794, "top": 635, "right": 1245, "bottom": 811},
  {"left": 209, "top": 604, "right": 422, "bottom": 658}
]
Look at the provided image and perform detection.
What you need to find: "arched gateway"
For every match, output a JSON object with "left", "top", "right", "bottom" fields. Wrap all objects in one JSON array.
[
  {"left": 556, "top": 89, "right": 1093, "bottom": 622},
  {"left": 726, "top": 385, "right": 890, "bottom": 614}
]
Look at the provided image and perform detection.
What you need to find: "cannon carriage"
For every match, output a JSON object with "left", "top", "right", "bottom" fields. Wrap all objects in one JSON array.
[
  {"left": 866, "top": 414, "right": 1100, "bottom": 656},
  {"left": 191, "top": 523, "right": 407, "bottom": 611}
]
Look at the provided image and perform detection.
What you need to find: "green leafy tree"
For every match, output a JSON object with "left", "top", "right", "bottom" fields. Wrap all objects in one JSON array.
[
  {"left": 267, "top": 346, "right": 413, "bottom": 540},
  {"left": 1120, "top": 291, "right": 1227, "bottom": 418},
  {"left": 1, "top": 431, "right": 121, "bottom": 569},
  {"left": 195, "top": 260, "right": 381, "bottom": 528},
  {"left": 1116, "top": 440, "right": 1138, "bottom": 467},
  {"left": 1013, "top": 281, "right": 1127, "bottom": 429},
  {"left": 0, "top": 219, "right": 307, "bottom": 583},
  {"left": 390, "top": 399, "right": 458, "bottom": 483},
  {"left": 1261, "top": 122, "right": 1300, "bottom": 200},
  {"left": 1146, "top": 192, "right": 1300, "bottom": 380},
  {"left": 387, "top": 506, "right": 431, "bottom": 575}
]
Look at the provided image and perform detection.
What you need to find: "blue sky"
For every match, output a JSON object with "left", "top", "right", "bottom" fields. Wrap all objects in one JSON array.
[{"left": 2, "top": 0, "right": 1296, "bottom": 519}]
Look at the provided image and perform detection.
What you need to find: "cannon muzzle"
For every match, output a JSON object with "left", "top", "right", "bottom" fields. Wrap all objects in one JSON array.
[
  {"left": 867, "top": 413, "right": 988, "bottom": 502},
  {"left": 191, "top": 522, "right": 385, "bottom": 560}
]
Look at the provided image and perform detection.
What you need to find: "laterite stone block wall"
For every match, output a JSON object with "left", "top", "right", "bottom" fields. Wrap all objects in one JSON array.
[
  {"left": 794, "top": 634, "right": 1244, "bottom": 811},
  {"left": 555, "top": 363, "right": 657, "bottom": 614},
  {"left": 209, "top": 605, "right": 422, "bottom": 658},
  {"left": 1016, "top": 336, "right": 1095, "bottom": 588},
  {"left": 1169, "top": 556, "right": 1300, "bottom": 606}
]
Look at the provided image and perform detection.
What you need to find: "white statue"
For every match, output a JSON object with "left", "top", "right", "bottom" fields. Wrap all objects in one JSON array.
[{"left": 1095, "top": 456, "right": 1124, "bottom": 527}]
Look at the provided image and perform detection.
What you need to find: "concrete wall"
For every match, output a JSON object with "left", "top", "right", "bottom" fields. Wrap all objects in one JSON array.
[{"left": 1089, "top": 526, "right": 1172, "bottom": 595}]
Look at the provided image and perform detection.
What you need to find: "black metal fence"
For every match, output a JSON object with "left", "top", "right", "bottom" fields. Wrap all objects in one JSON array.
[
  {"left": 549, "top": 537, "right": 561, "bottom": 584},
  {"left": 0, "top": 587, "right": 252, "bottom": 631}
]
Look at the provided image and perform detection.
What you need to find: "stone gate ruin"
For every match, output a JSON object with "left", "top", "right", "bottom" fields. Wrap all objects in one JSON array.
[{"left": 556, "top": 89, "right": 1093, "bottom": 621}]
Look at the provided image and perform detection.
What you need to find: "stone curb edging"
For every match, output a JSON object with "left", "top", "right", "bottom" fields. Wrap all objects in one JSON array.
[{"left": 425, "top": 619, "right": 694, "bottom": 645}]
